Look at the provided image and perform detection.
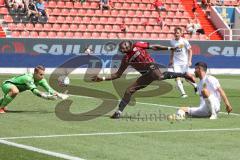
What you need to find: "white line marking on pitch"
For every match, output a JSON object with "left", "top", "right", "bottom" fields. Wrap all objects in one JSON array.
[
  {"left": 0, "top": 140, "right": 85, "bottom": 160},
  {"left": 1, "top": 128, "right": 240, "bottom": 140},
  {"left": 70, "top": 94, "right": 240, "bottom": 116}
]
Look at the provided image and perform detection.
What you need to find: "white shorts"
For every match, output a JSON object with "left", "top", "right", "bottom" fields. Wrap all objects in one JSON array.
[
  {"left": 173, "top": 65, "right": 189, "bottom": 73},
  {"left": 188, "top": 95, "right": 220, "bottom": 117}
]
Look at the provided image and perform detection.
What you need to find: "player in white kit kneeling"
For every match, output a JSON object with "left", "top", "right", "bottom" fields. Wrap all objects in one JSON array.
[
  {"left": 177, "top": 62, "right": 232, "bottom": 120},
  {"left": 170, "top": 27, "right": 197, "bottom": 98}
]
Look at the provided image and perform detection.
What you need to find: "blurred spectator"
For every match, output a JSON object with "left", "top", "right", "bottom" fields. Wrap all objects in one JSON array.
[
  {"left": 27, "top": 0, "right": 48, "bottom": 22},
  {"left": 186, "top": 19, "right": 195, "bottom": 35},
  {"left": 186, "top": 19, "right": 205, "bottom": 35},
  {"left": 152, "top": 0, "right": 166, "bottom": 13},
  {"left": 99, "top": 0, "right": 111, "bottom": 10},
  {"left": 194, "top": 19, "right": 205, "bottom": 35},
  {"left": 156, "top": 16, "right": 165, "bottom": 29},
  {"left": 218, "top": 0, "right": 224, "bottom": 5},
  {"left": 120, "top": 20, "right": 127, "bottom": 32},
  {"left": 35, "top": 0, "right": 47, "bottom": 18},
  {"left": 11, "top": 0, "right": 25, "bottom": 11}
]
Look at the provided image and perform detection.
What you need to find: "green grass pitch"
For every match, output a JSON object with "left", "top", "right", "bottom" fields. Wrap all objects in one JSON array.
[{"left": 0, "top": 74, "right": 240, "bottom": 160}]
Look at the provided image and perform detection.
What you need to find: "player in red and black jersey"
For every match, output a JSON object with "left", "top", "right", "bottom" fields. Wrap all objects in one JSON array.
[{"left": 92, "top": 40, "right": 195, "bottom": 119}]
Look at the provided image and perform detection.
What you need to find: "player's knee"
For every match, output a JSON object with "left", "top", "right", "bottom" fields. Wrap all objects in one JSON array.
[
  {"left": 201, "top": 88, "right": 210, "bottom": 98},
  {"left": 125, "top": 87, "right": 136, "bottom": 96},
  {"left": 10, "top": 87, "right": 19, "bottom": 96}
]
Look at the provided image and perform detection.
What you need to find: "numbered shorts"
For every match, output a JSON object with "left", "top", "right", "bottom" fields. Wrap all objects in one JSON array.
[
  {"left": 173, "top": 65, "right": 189, "bottom": 73},
  {"left": 188, "top": 96, "right": 220, "bottom": 117}
]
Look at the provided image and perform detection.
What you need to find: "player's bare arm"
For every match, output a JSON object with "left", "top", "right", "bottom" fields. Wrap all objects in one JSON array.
[
  {"left": 149, "top": 44, "right": 176, "bottom": 51},
  {"left": 217, "top": 87, "right": 232, "bottom": 113},
  {"left": 92, "top": 60, "right": 127, "bottom": 82},
  {"left": 188, "top": 48, "right": 193, "bottom": 67}
]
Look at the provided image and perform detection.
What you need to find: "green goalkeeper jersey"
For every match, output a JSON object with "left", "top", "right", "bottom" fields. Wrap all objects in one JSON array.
[{"left": 4, "top": 73, "right": 55, "bottom": 96}]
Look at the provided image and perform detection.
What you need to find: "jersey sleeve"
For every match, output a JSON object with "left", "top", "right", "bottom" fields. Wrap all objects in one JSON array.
[
  {"left": 24, "top": 76, "right": 42, "bottom": 96},
  {"left": 39, "top": 79, "right": 56, "bottom": 95},
  {"left": 209, "top": 76, "right": 221, "bottom": 90},
  {"left": 133, "top": 42, "right": 149, "bottom": 49},
  {"left": 183, "top": 39, "right": 191, "bottom": 50}
]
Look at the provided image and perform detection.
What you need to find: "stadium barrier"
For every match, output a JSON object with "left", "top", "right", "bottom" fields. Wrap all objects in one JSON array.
[{"left": 0, "top": 38, "right": 239, "bottom": 74}]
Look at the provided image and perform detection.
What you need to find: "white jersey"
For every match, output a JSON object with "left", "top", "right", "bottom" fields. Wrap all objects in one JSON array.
[
  {"left": 170, "top": 37, "right": 191, "bottom": 66},
  {"left": 197, "top": 75, "right": 221, "bottom": 105}
]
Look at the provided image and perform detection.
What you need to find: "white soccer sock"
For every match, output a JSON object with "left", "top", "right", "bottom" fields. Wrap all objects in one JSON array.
[
  {"left": 190, "top": 82, "right": 197, "bottom": 88},
  {"left": 176, "top": 79, "right": 186, "bottom": 95},
  {"left": 205, "top": 95, "right": 216, "bottom": 116}
]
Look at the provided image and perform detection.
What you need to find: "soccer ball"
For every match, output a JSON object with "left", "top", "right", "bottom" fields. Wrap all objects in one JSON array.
[
  {"left": 176, "top": 109, "right": 186, "bottom": 120},
  {"left": 58, "top": 75, "right": 70, "bottom": 86}
]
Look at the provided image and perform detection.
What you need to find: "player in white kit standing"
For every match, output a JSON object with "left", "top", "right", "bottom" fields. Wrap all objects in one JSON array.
[
  {"left": 177, "top": 62, "right": 232, "bottom": 119},
  {"left": 169, "top": 27, "right": 198, "bottom": 98}
]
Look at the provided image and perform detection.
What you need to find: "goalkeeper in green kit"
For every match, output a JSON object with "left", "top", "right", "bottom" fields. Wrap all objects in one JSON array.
[{"left": 0, "top": 65, "right": 69, "bottom": 113}]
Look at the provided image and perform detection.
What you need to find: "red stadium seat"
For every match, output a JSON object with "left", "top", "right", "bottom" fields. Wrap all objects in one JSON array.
[
  {"left": 114, "top": 2, "right": 122, "bottom": 8},
  {"left": 16, "top": 23, "right": 24, "bottom": 30},
  {"left": 73, "top": 17, "right": 81, "bottom": 24},
  {"left": 43, "top": 24, "right": 52, "bottom": 31},
  {"left": 126, "top": 33, "right": 134, "bottom": 39},
  {"left": 57, "top": 16, "right": 65, "bottom": 23},
  {"left": 108, "top": 33, "right": 117, "bottom": 39},
  {"left": 4, "top": 15, "right": 13, "bottom": 23},
  {"left": 135, "top": 10, "right": 143, "bottom": 17},
  {"left": 25, "top": 23, "right": 34, "bottom": 31},
  {"left": 137, "top": 25, "right": 145, "bottom": 32},
  {"left": 122, "top": 3, "right": 130, "bottom": 8},
  {"left": 79, "top": 24, "right": 87, "bottom": 31},
  {"left": 91, "top": 17, "right": 99, "bottom": 23},
  {"left": 70, "top": 24, "right": 78, "bottom": 31},
  {"left": 65, "top": 16, "right": 73, "bottom": 23},
  {"left": 112, "top": 25, "right": 120, "bottom": 32},
  {"left": 82, "top": 32, "right": 91, "bottom": 38},
  {"left": 35, "top": 23, "right": 43, "bottom": 31},
  {"left": 0, "top": 7, "right": 8, "bottom": 14},
  {"left": 56, "top": 1, "right": 65, "bottom": 8},
  {"left": 133, "top": 33, "right": 141, "bottom": 39},
  {"left": 57, "top": 31, "right": 65, "bottom": 37},
  {"left": 66, "top": 32, "right": 74, "bottom": 38},
  {"left": 69, "top": 9, "right": 77, "bottom": 16},
  {"left": 52, "top": 8, "right": 60, "bottom": 15},
  {"left": 21, "top": 31, "right": 30, "bottom": 37},
  {"left": 52, "top": 24, "right": 61, "bottom": 31},
  {"left": 86, "top": 9, "right": 95, "bottom": 16},
  {"left": 87, "top": 24, "right": 95, "bottom": 31},
  {"left": 150, "top": 33, "right": 158, "bottom": 39},
  {"left": 74, "top": 32, "right": 82, "bottom": 38},
  {"left": 48, "top": 1, "right": 56, "bottom": 8},
  {"left": 65, "top": 2, "right": 73, "bottom": 8},
  {"left": 29, "top": 31, "right": 38, "bottom": 37},
  {"left": 74, "top": 2, "right": 82, "bottom": 8},
  {"left": 105, "top": 25, "right": 112, "bottom": 31},
  {"left": 48, "top": 16, "right": 56, "bottom": 23},
  {"left": 82, "top": 16, "right": 91, "bottom": 23},
  {"left": 142, "top": 33, "right": 150, "bottom": 39},
  {"left": 62, "top": 9, "right": 69, "bottom": 15},
  {"left": 117, "top": 32, "right": 125, "bottom": 39},
  {"left": 61, "top": 24, "right": 69, "bottom": 31},
  {"left": 128, "top": 25, "right": 137, "bottom": 32},
  {"left": 39, "top": 31, "right": 47, "bottom": 38},
  {"left": 111, "top": 10, "right": 118, "bottom": 16},
  {"left": 100, "top": 32, "right": 108, "bottom": 38},
  {"left": 139, "top": 3, "right": 146, "bottom": 10},
  {"left": 11, "top": 31, "right": 21, "bottom": 37},
  {"left": 96, "top": 24, "right": 104, "bottom": 31},
  {"left": 48, "top": 32, "right": 57, "bottom": 38},
  {"left": 92, "top": 32, "right": 100, "bottom": 38}
]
